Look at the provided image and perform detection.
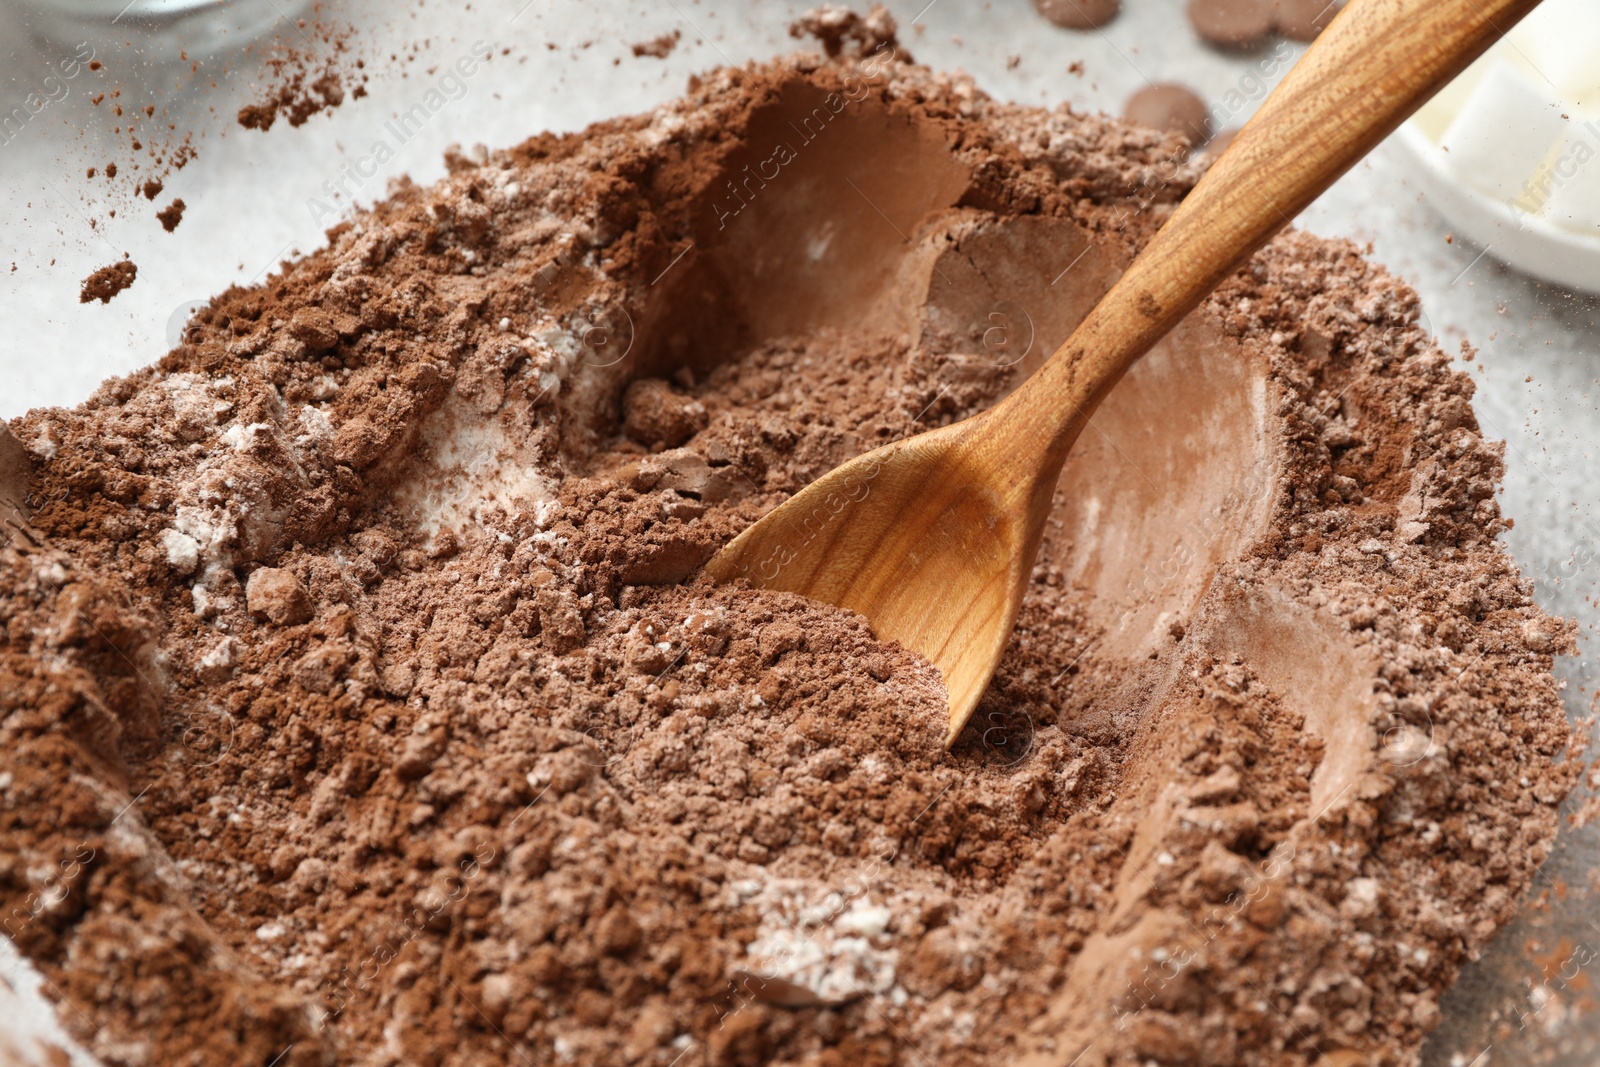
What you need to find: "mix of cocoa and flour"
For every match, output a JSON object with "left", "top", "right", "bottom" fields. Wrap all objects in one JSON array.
[{"left": 0, "top": 16, "right": 1579, "bottom": 1067}]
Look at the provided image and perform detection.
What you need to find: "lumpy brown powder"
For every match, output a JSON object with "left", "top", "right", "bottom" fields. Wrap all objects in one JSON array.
[
  {"left": 77, "top": 259, "right": 137, "bottom": 304},
  {"left": 1, "top": 18, "right": 1579, "bottom": 1067},
  {"left": 156, "top": 198, "right": 187, "bottom": 234},
  {"left": 235, "top": 18, "right": 368, "bottom": 134}
]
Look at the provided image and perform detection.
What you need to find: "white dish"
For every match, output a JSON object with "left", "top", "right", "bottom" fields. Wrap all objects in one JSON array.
[{"left": 1395, "top": 0, "right": 1600, "bottom": 293}]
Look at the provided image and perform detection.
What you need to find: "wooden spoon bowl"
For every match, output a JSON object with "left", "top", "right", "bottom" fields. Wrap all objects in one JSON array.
[{"left": 707, "top": 416, "right": 1048, "bottom": 748}]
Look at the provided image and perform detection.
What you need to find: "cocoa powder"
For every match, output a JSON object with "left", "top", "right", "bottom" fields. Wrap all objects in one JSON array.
[
  {"left": 1, "top": 17, "right": 1578, "bottom": 1067},
  {"left": 630, "top": 31, "right": 683, "bottom": 60},
  {"left": 235, "top": 18, "right": 368, "bottom": 133},
  {"left": 77, "top": 259, "right": 137, "bottom": 304},
  {"left": 156, "top": 198, "right": 187, "bottom": 233}
]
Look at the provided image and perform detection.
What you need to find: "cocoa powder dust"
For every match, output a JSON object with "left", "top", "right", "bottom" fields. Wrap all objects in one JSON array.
[
  {"left": 1, "top": 15, "right": 1578, "bottom": 1067},
  {"left": 235, "top": 17, "right": 368, "bottom": 134}
]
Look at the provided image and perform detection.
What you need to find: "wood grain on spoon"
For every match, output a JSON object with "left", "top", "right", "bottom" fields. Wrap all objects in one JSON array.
[{"left": 705, "top": 0, "right": 1542, "bottom": 747}]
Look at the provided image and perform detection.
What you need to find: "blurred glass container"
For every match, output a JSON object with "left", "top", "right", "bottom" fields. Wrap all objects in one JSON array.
[{"left": 8, "top": 0, "right": 313, "bottom": 62}]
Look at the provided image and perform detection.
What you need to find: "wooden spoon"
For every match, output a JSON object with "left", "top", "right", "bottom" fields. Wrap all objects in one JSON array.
[{"left": 704, "top": 0, "right": 1541, "bottom": 747}]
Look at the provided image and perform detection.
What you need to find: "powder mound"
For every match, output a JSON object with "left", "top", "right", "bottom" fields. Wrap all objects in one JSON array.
[
  {"left": 77, "top": 258, "right": 136, "bottom": 303},
  {"left": 1, "top": 29, "right": 1577, "bottom": 1067}
]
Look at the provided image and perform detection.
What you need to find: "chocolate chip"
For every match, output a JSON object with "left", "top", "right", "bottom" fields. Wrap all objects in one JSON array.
[
  {"left": 1124, "top": 83, "right": 1213, "bottom": 146},
  {"left": 1032, "top": 0, "right": 1120, "bottom": 30},
  {"left": 1188, "top": 0, "right": 1277, "bottom": 47}
]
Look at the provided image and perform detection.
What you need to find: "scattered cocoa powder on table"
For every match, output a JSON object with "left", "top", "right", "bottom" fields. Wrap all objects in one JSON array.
[{"left": 1, "top": 14, "right": 1578, "bottom": 1067}]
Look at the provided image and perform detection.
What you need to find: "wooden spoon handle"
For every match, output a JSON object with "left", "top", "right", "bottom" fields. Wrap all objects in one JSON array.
[{"left": 1009, "top": 0, "right": 1541, "bottom": 466}]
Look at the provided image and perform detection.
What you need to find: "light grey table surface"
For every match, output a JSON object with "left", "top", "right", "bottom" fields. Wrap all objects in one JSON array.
[{"left": 1, "top": 1, "right": 1597, "bottom": 1064}]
